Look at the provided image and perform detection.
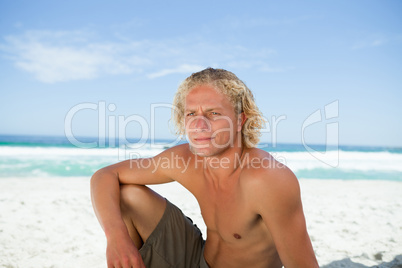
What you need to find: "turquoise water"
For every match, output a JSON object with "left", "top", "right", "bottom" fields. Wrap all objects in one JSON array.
[{"left": 0, "top": 135, "right": 401, "bottom": 181}]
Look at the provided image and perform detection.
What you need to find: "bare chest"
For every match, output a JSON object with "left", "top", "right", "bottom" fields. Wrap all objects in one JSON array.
[{"left": 195, "top": 181, "right": 263, "bottom": 242}]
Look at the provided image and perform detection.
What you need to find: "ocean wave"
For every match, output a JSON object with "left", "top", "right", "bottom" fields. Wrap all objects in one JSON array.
[
  {"left": 274, "top": 150, "right": 402, "bottom": 172},
  {"left": 0, "top": 145, "right": 164, "bottom": 158},
  {"left": 0, "top": 146, "right": 401, "bottom": 180}
]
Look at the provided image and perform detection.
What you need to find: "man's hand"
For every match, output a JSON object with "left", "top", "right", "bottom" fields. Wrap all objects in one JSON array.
[{"left": 106, "top": 235, "right": 145, "bottom": 268}]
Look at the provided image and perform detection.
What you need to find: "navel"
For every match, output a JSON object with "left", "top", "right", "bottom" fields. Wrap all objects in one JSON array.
[{"left": 233, "top": 233, "right": 242, "bottom": 239}]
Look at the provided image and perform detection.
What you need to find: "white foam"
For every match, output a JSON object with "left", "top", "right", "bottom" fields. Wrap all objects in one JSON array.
[
  {"left": 1, "top": 146, "right": 402, "bottom": 173},
  {"left": 274, "top": 150, "right": 402, "bottom": 172},
  {"left": 0, "top": 146, "right": 164, "bottom": 159}
]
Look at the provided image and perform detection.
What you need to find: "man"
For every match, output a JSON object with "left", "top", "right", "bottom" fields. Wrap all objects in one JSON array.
[{"left": 91, "top": 68, "right": 319, "bottom": 268}]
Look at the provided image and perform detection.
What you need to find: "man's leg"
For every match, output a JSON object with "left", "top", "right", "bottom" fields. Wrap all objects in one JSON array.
[{"left": 120, "top": 184, "right": 167, "bottom": 249}]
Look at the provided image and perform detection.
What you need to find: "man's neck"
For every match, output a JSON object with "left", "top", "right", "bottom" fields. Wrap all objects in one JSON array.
[{"left": 202, "top": 143, "right": 246, "bottom": 182}]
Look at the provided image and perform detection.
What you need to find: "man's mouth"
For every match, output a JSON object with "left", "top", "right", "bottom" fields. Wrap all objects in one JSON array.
[{"left": 194, "top": 137, "right": 214, "bottom": 142}]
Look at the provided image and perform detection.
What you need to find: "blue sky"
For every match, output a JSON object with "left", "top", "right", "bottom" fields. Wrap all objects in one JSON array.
[{"left": 0, "top": 0, "right": 401, "bottom": 147}]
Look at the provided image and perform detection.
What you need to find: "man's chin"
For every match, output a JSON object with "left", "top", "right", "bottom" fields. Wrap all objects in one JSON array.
[
  {"left": 190, "top": 150, "right": 207, "bottom": 157},
  {"left": 189, "top": 146, "right": 210, "bottom": 157}
]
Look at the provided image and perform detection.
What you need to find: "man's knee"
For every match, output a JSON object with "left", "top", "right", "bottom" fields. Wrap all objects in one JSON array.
[
  {"left": 120, "top": 184, "right": 166, "bottom": 215},
  {"left": 120, "top": 184, "right": 148, "bottom": 207},
  {"left": 119, "top": 184, "right": 167, "bottom": 242}
]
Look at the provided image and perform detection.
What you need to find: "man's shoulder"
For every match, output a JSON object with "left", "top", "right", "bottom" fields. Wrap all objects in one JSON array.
[
  {"left": 240, "top": 148, "right": 299, "bottom": 196},
  {"left": 241, "top": 147, "right": 286, "bottom": 174},
  {"left": 159, "top": 143, "right": 191, "bottom": 157},
  {"left": 240, "top": 149, "right": 301, "bottom": 215}
]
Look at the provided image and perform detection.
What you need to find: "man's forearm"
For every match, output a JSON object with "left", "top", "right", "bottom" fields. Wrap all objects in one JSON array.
[{"left": 90, "top": 169, "right": 129, "bottom": 239}]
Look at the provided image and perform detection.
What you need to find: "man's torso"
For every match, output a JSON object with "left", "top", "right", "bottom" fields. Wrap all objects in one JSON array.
[{"left": 172, "top": 145, "right": 283, "bottom": 268}]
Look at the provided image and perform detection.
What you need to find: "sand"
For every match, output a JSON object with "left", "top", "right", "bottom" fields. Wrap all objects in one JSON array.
[{"left": 0, "top": 177, "right": 401, "bottom": 268}]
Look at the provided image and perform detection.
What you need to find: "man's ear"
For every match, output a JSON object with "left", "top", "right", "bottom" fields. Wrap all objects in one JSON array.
[{"left": 237, "top": 112, "right": 247, "bottom": 132}]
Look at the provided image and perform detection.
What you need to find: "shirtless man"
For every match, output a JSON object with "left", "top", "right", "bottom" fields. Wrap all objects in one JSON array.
[{"left": 91, "top": 68, "right": 319, "bottom": 268}]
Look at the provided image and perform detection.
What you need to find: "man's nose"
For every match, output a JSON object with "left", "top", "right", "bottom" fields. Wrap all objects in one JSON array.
[{"left": 193, "top": 116, "right": 209, "bottom": 131}]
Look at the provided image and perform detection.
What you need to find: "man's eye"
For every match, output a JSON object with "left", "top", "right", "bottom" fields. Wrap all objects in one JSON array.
[
  {"left": 186, "top": 113, "right": 194, "bottom": 116},
  {"left": 211, "top": 112, "right": 219, "bottom": 115}
]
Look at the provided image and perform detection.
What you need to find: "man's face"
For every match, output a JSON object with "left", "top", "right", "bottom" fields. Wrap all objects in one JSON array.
[{"left": 184, "top": 84, "right": 243, "bottom": 157}]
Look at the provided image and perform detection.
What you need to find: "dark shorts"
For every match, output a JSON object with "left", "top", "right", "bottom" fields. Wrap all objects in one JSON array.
[{"left": 139, "top": 199, "right": 209, "bottom": 268}]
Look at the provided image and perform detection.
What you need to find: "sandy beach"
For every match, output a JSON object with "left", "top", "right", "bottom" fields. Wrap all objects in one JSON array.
[{"left": 0, "top": 177, "right": 401, "bottom": 268}]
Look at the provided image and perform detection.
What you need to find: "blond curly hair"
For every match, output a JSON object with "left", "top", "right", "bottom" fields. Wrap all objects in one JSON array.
[{"left": 172, "top": 68, "right": 265, "bottom": 148}]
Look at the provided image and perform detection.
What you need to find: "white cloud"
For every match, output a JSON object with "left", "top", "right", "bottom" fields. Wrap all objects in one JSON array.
[
  {"left": 222, "top": 15, "right": 314, "bottom": 30},
  {"left": 1, "top": 29, "right": 278, "bottom": 83},
  {"left": 1, "top": 30, "right": 151, "bottom": 83},
  {"left": 352, "top": 33, "right": 402, "bottom": 50},
  {"left": 14, "top": 43, "right": 104, "bottom": 82},
  {"left": 351, "top": 34, "right": 389, "bottom": 50},
  {"left": 147, "top": 64, "right": 205, "bottom": 79}
]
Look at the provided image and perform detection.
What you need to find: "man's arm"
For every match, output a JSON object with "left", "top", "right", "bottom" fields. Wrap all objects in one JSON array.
[
  {"left": 90, "top": 146, "right": 180, "bottom": 267},
  {"left": 251, "top": 164, "right": 319, "bottom": 268}
]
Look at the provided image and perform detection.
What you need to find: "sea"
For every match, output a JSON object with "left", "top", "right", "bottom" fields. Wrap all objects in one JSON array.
[{"left": 0, "top": 135, "right": 401, "bottom": 181}]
